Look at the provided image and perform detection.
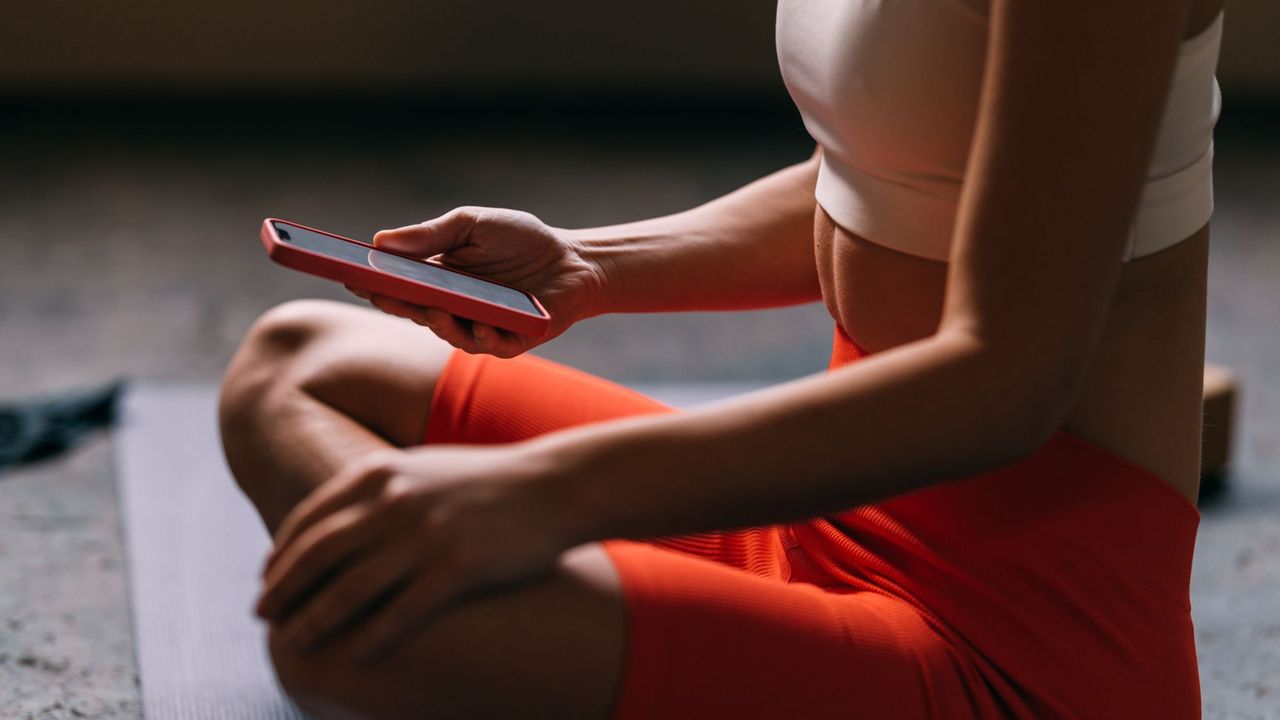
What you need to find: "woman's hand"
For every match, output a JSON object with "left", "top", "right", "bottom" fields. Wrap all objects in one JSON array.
[
  {"left": 254, "top": 443, "right": 570, "bottom": 661},
  {"left": 351, "top": 207, "right": 607, "bottom": 357}
]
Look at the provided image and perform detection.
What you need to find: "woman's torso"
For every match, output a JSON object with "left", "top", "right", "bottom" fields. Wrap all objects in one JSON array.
[{"left": 812, "top": 4, "right": 1224, "bottom": 505}]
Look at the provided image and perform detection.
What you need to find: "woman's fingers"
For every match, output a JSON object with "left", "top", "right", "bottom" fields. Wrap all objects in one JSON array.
[
  {"left": 265, "top": 455, "right": 395, "bottom": 573},
  {"left": 471, "top": 322, "right": 498, "bottom": 353},
  {"left": 350, "top": 290, "right": 437, "bottom": 330},
  {"left": 344, "top": 284, "right": 371, "bottom": 301},
  {"left": 357, "top": 293, "right": 470, "bottom": 346},
  {"left": 348, "top": 568, "right": 461, "bottom": 663},
  {"left": 350, "top": 287, "right": 528, "bottom": 357},
  {"left": 257, "top": 503, "right": 382, "bottom": 621},
  {"left": 487, "top": 327, "right": 533, "bottom": 359},
  {"left": 367, "top": 294, "right": 431, "bottom": 323},
  {"left": 274, "top": 541, "right": 417, "bottom": 651},
  {"left": 426, "top": 315, "right": 528, "bottom": 358},
  {"left": 372, "top": 207, "right": 481, "bottom": 257},
  {"left": 420, "top": 309, "right": 488, "bottom": 353}
]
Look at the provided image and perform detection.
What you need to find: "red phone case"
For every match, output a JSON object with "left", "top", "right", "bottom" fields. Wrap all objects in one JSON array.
[{"left": 260, "top": 218, "right": 551, "bottom": 338}]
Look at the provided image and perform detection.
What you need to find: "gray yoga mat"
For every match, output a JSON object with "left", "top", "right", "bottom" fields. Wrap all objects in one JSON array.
[
  {"left": 116, "top": 380, "right": 764, "bottom": 719},
  {"left": 116, "top": 384, "right": 307, "bottom": 720}
]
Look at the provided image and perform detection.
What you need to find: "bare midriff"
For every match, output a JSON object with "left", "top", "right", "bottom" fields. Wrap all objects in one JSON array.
[
  {"left": 812, "top": 3, "right": 1227, "bottom": 507},
  {"left": 814, "top": 206, "right": 1208, "bottom": 505}
]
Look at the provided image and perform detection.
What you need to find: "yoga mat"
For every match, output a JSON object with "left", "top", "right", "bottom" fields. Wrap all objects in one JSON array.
[
  {"left": 115, "top": 381, "right": 763, "bottom": 718},
  {"left": 116, "top": 384, "right": 306, "bottom": 720}
]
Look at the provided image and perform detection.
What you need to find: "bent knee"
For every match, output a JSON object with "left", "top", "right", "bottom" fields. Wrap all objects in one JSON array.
[
  {"left": 218, "top": 301, "right": 355, "bottom": 478},
  {"left": 220, "top": 300, "right": 349, "bottom": 419},
  {"left": 236, "top": 299, "right": 352, "bottom": 370}
]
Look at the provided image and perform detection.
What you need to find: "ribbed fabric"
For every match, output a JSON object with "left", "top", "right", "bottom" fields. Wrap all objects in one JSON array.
[
  {"left": 793, "top": 326, "right": 1202, "bottom": 718},
  {"left": 423, "top": 329, "right": 1202, "bottom": 718},
  {"left": 424, "top": 350, "right": 672, "bottom": 445}
]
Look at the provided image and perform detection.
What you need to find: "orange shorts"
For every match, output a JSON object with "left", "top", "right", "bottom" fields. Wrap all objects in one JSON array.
[
  {"left": 422, "top": 348, "right": 981, "bottom": 718},
  {"left": 422, "top": 328, "right": 1200, "bottom": 719}
]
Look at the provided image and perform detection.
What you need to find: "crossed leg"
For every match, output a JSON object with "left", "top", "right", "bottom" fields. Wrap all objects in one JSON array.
[
  {"left": 218, "top": 300, "right": 981, "bottom": 720},
  {"left": 218, "top": 300, "right": 627, "bottom": 719}
]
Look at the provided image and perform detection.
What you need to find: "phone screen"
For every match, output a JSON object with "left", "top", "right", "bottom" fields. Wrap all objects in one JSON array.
[{"left": 273, "top": 222, "right": 541, "bottom": 315}]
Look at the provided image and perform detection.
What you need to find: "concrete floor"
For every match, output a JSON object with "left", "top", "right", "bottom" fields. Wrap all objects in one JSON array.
[{"left": 0, "top": 97, "right": 1277, "bottom": 718}]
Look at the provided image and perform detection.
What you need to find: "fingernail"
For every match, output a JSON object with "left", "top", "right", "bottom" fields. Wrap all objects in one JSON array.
[{"left": 372, "top": 230, "right": 405, "bottom": 250}]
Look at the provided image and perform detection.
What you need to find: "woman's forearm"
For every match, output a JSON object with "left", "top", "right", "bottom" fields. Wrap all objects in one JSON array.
[
  {"left": 529, "top": 331, "right": 1061, "bottom": 545},
  {"left": 566, "top": 153, "right": 823, "bottom": 315}
]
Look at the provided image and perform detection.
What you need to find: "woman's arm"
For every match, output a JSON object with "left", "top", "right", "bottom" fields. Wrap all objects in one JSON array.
[
  {"left": 536, "top": 0, "right": 1197, "bottom": 544},
  {"left": 569, "top": 151, "right": 824, "bottom": 314},
  {"left": 354, "top": 152, "right": 822, "bottom": 357},
  {"left": 255, "top": 0, "right": 1202, "bottom": 656}
]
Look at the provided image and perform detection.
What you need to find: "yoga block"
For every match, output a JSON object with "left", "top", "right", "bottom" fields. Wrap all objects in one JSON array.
[{"left": 1201, "top": 363, "right": 1238, "bottom": 480}]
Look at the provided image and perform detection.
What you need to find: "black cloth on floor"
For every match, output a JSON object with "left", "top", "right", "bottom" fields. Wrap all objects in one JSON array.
[{"left": 0, "top": 381, "right": 123, "bottom": 472}]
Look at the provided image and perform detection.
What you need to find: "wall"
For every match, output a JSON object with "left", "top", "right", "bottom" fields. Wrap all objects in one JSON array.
[
  {"left": 1, "top": 1, "right": 780, "bottom": 93},
  {"left": 3, "top": 3, "right": 1274, "bottom": 97}
]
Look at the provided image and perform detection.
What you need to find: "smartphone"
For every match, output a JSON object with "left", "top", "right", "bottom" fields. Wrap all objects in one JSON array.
[{"left": 260, "top": 219, "right": 551, "bottom": 338}]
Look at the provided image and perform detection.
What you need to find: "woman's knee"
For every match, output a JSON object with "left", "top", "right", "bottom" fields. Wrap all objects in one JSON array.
[
  {"left": 220, "top": 297, "right": 454, "bottom": 462},
  {"left": 226, "top": 299, "right": 350, "bottom": 386},
  {"left": 219, "top": 300, "right": 348, "bottom": 435}
]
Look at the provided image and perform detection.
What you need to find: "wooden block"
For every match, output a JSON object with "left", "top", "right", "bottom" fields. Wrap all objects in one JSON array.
[{"left": 1201, "top": 363, "right": 1238, "bottom": 480}]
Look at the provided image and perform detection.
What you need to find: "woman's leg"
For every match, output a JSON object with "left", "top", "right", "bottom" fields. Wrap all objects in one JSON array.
[
  {"left": 219, "top": 302, "right": 972, "bottom": 719},
  {"left": 219, "top": 299, "right": 634, "bottom": 719},
  {"left": 219, "top": 299, "right": 453, "bottom": 532},
  {"left": 267, "top": 542, "right": 627, "bottom": 720}
]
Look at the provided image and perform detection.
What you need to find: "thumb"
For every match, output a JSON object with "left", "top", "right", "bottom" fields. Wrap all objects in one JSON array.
[{"left": 373, "top": 207, "right": 482, "bottom": 257}]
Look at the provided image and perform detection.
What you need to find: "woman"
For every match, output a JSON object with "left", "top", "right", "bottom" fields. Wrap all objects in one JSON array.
[{"left": 219, "top": 0, "right": 1224, "bottom": 716}]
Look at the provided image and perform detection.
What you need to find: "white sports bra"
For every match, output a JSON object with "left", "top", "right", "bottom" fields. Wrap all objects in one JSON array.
[{"left": 777, "top": 1, "right": 1224, "bottom": 262}]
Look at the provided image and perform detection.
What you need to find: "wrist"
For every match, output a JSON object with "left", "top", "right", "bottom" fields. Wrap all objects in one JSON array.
[
  {"left": 517, "top": 429, "right": 618, "bottom": 548},
  {"left": 560, "top": 227, "right": 620, "bottom": 318}
]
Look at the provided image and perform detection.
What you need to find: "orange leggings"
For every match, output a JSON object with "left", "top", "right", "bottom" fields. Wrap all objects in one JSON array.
[
  {"left": 423, "top": 349, "right": 984, "bottom": 719},
  {"left": 422, "top": 330, "right": 1200, "bottom": 719}
]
